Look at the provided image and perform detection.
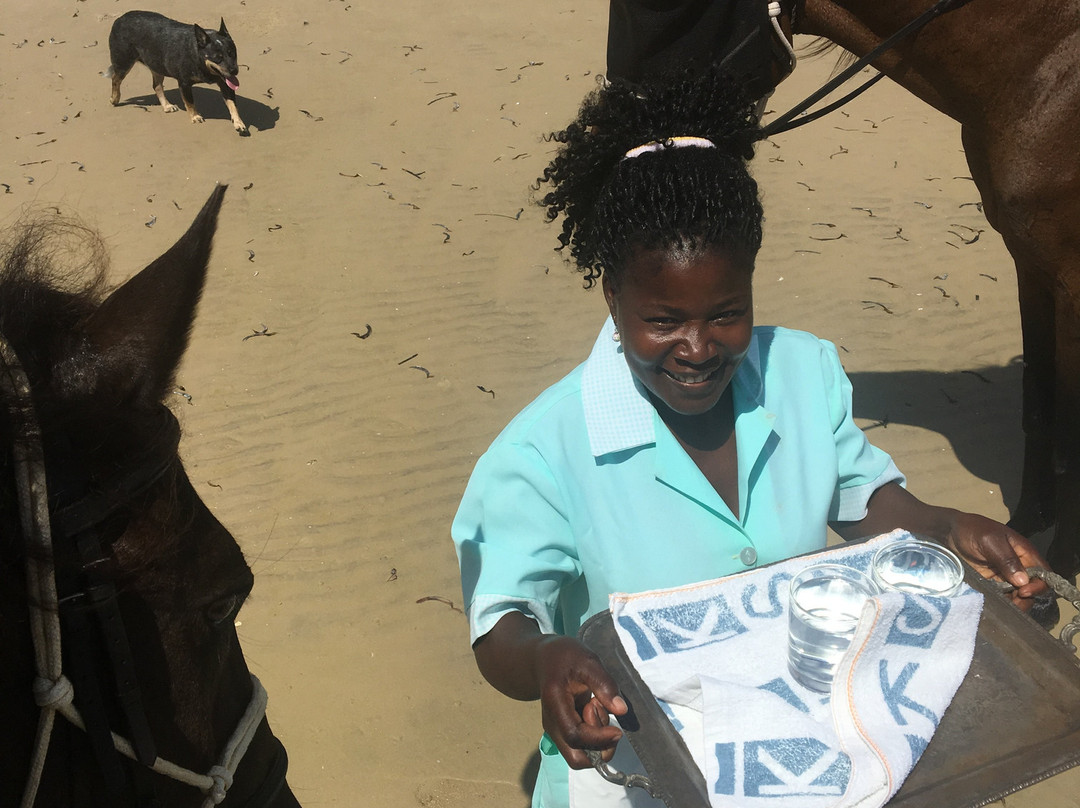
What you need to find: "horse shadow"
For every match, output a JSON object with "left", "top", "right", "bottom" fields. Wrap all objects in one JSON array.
[
  {"left": 120, "top": 87, "right": 280, "bottom": 131},
  {"left": 846, "top": 357, "right": 1026, "bottom": 512}
]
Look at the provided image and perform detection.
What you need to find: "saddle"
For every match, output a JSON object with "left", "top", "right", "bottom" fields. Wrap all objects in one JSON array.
[{"left": 606, "top": 0, "right": 796, "bottom": 98}]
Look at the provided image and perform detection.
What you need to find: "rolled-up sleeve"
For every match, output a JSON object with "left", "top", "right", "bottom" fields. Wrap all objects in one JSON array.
[
  {"left": 818, "top": 339, "right": 905, "bottom": 522},
  {"left": 452, "top": 438, "right": 582, "bottom": 645}
]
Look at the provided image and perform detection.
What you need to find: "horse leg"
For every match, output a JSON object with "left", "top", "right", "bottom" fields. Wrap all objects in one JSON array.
[
  {"left": 960, "top": 132, "right": 1058, "bottom": 545},
  {"left": 1048, "top": 290, "right": 1080, "bottom": 577},
  {"left": 1009, "top": 264, "right": 1057, "bottom": 540}
]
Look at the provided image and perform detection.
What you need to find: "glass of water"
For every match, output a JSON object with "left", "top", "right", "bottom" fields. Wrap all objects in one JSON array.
[
  {"left": 871, "top": 538, "right": 964, "bottom": 596},
  {"left": 788, "top": 563, "right": 878, "bottom": 692}
]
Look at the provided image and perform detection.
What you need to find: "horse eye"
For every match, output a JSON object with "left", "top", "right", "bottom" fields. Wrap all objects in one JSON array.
[{"left": 206, "top": 594, "right": 244, "bottom": 626}]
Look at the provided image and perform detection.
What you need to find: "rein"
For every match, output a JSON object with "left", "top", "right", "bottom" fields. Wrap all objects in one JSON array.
[
  {"left": 760, "top": 0, "right": 975, "bottom": 138},
  {"left": 0, "top": 332, "right": 281, "bottom": 808}
]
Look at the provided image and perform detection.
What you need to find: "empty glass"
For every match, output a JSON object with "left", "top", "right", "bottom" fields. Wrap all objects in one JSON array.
[{"left": 871, "top": 539, "right": 964, "bottom": 597}]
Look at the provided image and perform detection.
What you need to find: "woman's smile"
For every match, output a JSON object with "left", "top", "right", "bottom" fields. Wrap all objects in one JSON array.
[{"left": 663, "top": 364, "right": 721, "bottom": 385}]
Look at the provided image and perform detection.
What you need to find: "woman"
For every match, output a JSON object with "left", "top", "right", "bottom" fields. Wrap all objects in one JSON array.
[{"left": 451, "top": 65, "right": 1047, "bottom": 808}]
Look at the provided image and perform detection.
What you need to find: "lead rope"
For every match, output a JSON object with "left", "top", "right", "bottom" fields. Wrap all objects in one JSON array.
[
  {"left": 37, "top": 675, "right": 269, "bottom": 807},
  {"left": 0, "top": 332, "right": 268, "bottom": 808},
  {"left": 0, "top": 333, "right": 71, "bottom": 808}
]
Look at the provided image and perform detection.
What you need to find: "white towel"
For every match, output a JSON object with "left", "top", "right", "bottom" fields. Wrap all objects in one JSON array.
[{"left": 606, "top": 531, "right": 983, "bottom": 808}]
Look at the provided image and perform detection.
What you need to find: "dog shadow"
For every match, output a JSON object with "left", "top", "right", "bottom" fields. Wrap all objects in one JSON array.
[
  {"left": 120, "top": 88, "right": 280, "bottom": 132},
  {"left": 846, "top": 356, "right": 1026, "bottom": 511}
]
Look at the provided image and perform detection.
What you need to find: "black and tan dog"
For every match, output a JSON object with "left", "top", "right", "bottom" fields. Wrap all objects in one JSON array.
[{"left": 107, "top": 10, "right": 247, "bottom": 134}]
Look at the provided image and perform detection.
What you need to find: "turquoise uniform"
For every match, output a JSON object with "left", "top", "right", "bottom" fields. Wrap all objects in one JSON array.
[{"left": 452, "top": 318, "right": 903, "bottom": 806}]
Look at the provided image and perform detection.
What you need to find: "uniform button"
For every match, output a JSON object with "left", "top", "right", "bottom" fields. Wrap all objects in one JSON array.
[{"left": 740, "top": 547, "right": 758, "bottom": 566}]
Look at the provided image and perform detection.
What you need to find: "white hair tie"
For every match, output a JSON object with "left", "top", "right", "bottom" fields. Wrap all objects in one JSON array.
[{"left": 622, "top": 136, "right": 716, "bottom": 161}]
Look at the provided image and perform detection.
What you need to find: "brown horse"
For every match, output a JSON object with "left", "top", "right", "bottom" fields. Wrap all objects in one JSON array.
[
  {"left": 785, "top": 0, "right": 1080, "bottom": 576},
  {"left": 0, "top": 186, "right": 301, "bottom": 807},
  {"left": 605, "top": 0, "right": 1080, "bottom": 577}
]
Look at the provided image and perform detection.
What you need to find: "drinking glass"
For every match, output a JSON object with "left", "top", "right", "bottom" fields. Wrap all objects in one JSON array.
[
  {"left": 788, "top": 563, "right": 878, "bottom": 692},
  {"left": 871, "top": 538, "right": 964, "bottom": 596}
]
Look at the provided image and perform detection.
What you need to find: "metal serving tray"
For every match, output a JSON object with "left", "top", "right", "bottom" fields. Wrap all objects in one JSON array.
[{"left": 579, "top": 568, "right": 1080, "bottom": 808}]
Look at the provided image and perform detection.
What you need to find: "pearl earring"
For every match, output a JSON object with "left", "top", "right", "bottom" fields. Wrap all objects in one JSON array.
[{"left": 612, "top": 328, "right": 621, "bottom": 343}]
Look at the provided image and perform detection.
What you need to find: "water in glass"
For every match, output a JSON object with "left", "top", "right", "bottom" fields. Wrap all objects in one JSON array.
[{"left": 788, "top": 564, "right": 877, "bottom": 692}]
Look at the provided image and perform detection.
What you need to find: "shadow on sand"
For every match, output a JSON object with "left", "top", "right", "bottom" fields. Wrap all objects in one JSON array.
[
  {"left": 847, "top": 356, "right": 1025, "bottom": 512},
  {"left": 118, "top": 87, "right": 280, "bottom": 132}
]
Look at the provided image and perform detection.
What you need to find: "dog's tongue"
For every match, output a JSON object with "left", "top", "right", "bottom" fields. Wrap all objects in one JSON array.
[{"left": 226, "top": 76, "right": 239, "bottom": 90}]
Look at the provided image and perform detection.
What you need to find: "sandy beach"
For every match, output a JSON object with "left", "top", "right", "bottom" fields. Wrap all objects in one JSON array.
[{"left": 2, "top": 0, "right": 1078, "bottom": 805}]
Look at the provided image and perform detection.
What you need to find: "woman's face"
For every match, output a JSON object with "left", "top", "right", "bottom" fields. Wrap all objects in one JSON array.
[{"left": 604, "top": 245, "right": 754, "bottom": 418}]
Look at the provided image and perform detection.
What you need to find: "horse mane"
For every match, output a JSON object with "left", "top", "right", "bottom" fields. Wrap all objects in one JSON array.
[
  {"left": 0, "top": 212, "right": 110, "bottom": 386},
  {"left": 798, "top": 37, "right": 858, "bottom": 73}
]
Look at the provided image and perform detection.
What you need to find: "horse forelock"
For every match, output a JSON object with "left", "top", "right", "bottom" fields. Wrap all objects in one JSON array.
[
  {"left": 0, "top": 214, "right": 190, "bottom": 572},
  {"left": 0, "top": 213, "right": 110, "bottom": 395}
]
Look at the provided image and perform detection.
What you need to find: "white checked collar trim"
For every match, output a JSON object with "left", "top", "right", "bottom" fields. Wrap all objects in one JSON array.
[
  {"left": 581, "top": 317, "right": 656, "bottom": 456},
  {"left": 580, "top": 317, "right": 766, "bottom": 457}
]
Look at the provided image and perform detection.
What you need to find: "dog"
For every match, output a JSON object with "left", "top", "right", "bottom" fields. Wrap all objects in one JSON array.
[{"left": 107, "top": 10, "right": 247, "bottom": 134}]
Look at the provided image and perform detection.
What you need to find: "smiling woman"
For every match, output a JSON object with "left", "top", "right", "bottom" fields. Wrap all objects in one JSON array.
[
  {"left": 604, "top": 246, "right": 754, "bottom": 517},
  {"left": 450, "top": 64, "right": 1050, "bottom": 808}
]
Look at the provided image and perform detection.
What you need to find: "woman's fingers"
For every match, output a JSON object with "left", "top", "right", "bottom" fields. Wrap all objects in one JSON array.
[
  {"left": 536, "top": 637, "right": 626, "bottom": 768},
  {"left": 950, "top": 513, "right": 1049, "bottom": 603}
]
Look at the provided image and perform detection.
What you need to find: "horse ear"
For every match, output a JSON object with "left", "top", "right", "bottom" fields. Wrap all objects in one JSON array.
[
  {"left": 219, "top": 18, "right": 229, "bottom": 36},
  {"left": 81, "top": 185, "right": 227, "bottom": 406}
]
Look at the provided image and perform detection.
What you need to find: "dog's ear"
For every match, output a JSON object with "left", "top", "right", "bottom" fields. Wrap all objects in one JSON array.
[
  {"left": 193, "top": 23, "right": 209, "bottom": 47},
  {"left": 219, "top": 18, "right": 229, "bottom": 37}
]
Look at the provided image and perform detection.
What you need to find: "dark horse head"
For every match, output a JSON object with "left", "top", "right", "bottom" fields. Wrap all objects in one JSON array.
[{"left": 0, "top": 186, "right": 300, "bottom": 808}]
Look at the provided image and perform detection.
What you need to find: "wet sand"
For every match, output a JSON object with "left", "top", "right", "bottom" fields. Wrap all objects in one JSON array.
[{"left": 2, "top": 0, "right": 1078, "bottom": 804}]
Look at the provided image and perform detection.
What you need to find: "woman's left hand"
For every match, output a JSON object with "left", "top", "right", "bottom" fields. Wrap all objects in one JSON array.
[
  {"left": 833, "top": 483, "right": 1050, "bottom": 610},
  {"left": 944, "top": 511, "right": 1049, "bottom": 609}
]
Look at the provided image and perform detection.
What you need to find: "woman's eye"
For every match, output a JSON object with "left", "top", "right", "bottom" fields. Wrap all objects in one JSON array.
[
  {"left": 712, "top": 309, "right": 744, "bottom": 322},
  {"left": 207, "top": 594, "right": 245, "bottom": 626}
]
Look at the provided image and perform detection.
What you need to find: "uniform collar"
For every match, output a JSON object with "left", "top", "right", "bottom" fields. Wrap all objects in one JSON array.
[{"left": 581, "top": 317, "right": 766, "bottom": 458}]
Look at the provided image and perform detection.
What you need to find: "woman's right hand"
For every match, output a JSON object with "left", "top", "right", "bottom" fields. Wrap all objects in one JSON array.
[
  {"left": 473, "top": 612, "right": 628, "bottom": 769},
  {"left": 534, "top": 635, "right": 628, "bottom": 768}
]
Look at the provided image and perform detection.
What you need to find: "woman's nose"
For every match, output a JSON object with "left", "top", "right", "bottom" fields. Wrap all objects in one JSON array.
[{"left": 674, "top": 323, "right": 717, "bottom": 364}]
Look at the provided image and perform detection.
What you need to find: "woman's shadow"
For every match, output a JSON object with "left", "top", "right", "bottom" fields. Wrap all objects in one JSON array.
[{"left": 846, "top": 356, "right": 1026, "bottom": 512}]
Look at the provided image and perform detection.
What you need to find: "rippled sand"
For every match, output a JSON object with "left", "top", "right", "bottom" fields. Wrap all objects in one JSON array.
[{"left": 2, "top": 0, "right": 1077, "bottom": 804}]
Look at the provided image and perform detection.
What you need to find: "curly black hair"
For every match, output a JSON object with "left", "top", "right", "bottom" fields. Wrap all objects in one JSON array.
[{"left": 537, "top": 65, "right": 764, "bottom": 288}]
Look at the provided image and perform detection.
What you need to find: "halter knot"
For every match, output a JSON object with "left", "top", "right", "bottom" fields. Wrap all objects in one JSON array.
[
  {"left": 207, "top": 764, "right": 234, "bottom": 804},
  {"left": 33, "top": 674, "right": 74, "bottom": 709}
]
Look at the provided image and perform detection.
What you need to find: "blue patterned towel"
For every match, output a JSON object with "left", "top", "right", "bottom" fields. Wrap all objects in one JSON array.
[{"left": 607, "top": 531, "right": 983, "bottom": 808}]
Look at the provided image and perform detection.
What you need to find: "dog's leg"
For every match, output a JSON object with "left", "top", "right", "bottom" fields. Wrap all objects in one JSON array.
[
  {"left": 179, "top": 83, "right": 204, "bottom": 123},
  {"left": 151, "top": 71, "right": 180, "bottom": 113},
  {"left": 109, "top": 65, "right": 131, "bottom": 106},
  {"left": 221, "top": 92, "right": 247, "bottom": 134}
]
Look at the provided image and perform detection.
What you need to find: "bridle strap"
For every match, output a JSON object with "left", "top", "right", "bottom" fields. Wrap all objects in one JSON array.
[
  {"left": 57, "top": 588, "right": 133, "bottom": 800},
  {"left": 761, "top": 0, "right": 974, "bottom": 138},
  {"left": 75, "top": 530, "right": 159, "bottom": 768},
  {"left": 50, "top": 408, "right": 181, "bottom": 539}
]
